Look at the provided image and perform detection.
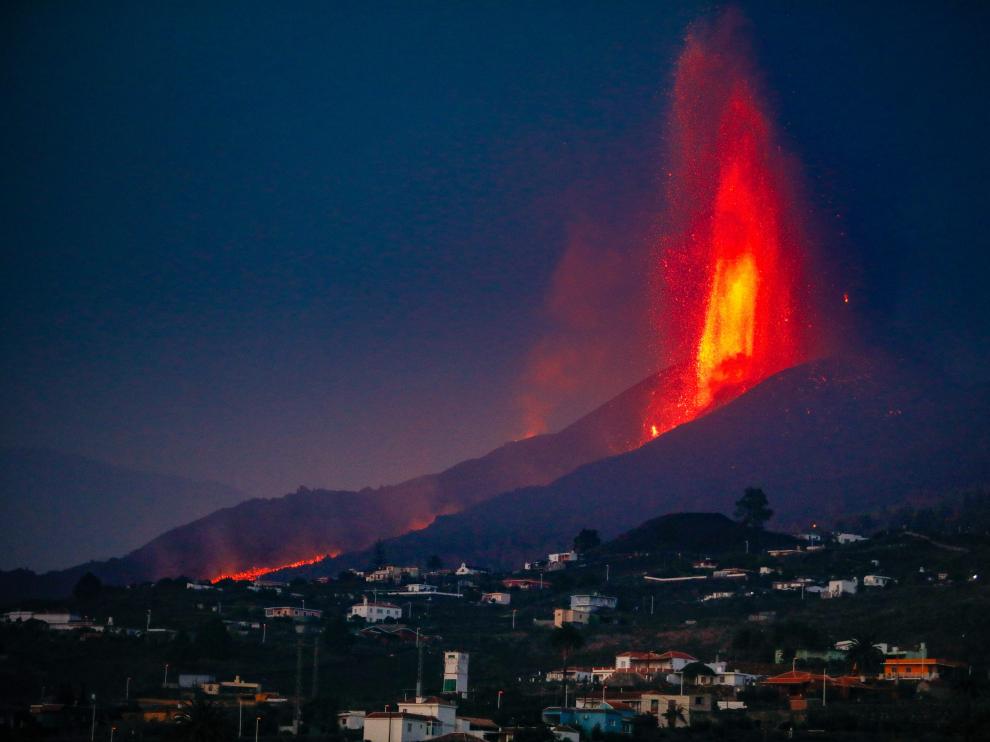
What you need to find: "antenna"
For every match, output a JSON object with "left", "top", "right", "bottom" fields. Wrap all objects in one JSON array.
[{"left": 415, "top": 629, "right": 424, "bottom": 699}]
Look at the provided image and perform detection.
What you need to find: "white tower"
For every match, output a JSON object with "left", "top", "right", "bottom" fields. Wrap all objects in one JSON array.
[{"left": 442, "top": 651, "right": 469, "bottom": 697}]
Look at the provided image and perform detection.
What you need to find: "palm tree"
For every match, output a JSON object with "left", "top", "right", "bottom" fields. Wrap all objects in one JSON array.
[
  {"left": 661, "top": 701, "right": 687, "bottom": 729},
  {"left": 549, "top": 624, "right": 585, "bottom": 706},
  {"left": 846, "top": 637, "right": 884, "bottom": 678},
  {"left": 175, "top": 699, "right": 228, "bottom": 742}
]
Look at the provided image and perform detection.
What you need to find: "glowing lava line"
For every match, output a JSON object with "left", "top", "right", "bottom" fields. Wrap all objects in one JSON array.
[{"left": 210, "top": 552, "right": 338, "bottom": 583}]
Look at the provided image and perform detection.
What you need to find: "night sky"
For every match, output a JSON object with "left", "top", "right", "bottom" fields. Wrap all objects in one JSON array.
[{"left": 2, "top": 1, "right": 989, "bottom": 498}]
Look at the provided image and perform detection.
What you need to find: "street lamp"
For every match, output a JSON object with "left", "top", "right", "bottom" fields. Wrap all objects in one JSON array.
[
  {"left": 110, "top": 726, "right": 117, "bottom": 742},
  {"left": 125, "top": 677, "right": 131, "bottom": 701},
  {"left": 255, "top": 716, "right": 261, "bottom": 742},
  {"left": 497, "top": 690, "right": 503, "bottom": 710},
  {"left": 238, "top": 699, "right": 243, "bottom": 738},
  {"left": 90, "top": 694, "right": 97, "bottom": 742},
  {"left": 163, "top": 663, "right": 169, "bottom": 688}
]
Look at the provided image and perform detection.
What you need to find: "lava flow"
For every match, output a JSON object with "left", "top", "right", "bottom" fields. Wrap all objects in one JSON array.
[
  {"left": 645, "top": 11, "right": 811, "bottom": 440},
  {"left": 210, "top": 552, "right": 338, "bottom": 583}
]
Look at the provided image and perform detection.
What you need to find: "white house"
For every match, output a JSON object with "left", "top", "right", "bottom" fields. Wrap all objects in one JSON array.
[
  {"left": 398, "top": 696, "right": 457, "bottom": 734},
  {"left": 701, "top": 592, "right": 734, "bottom": 602},
  {"left": 264, "top": 606, "right": 323, "bottom": 620},
  {"left": 822, "top": 578, "right": 858, "bottom": 599},
  {"left": 406, "top": 583, "right": 439, "bottom": 594},
  {"left": 836, "top": 533, "right": 868, "bottom": 544},
  {"left": 548, "top": 551, "right": 578, "bottom": 564},
  {"left": 569, "top": 594, "right": 617, "bottom": 612},
  {"left": 546, "top": 667, "right": 595, "bottom": 683},
  {"left": 363, "top": 712, "right": 441, "bottom": 742},
  {"left": 480, "top": 592, "right": 511, "bottom": 606},
  {"left": 863, "top": 574, "right": 894, "bottom": 588},
  {"left": 350, "top": 597, "right": 403, "bottom": 622},
  {"left": 554, "top": 608, "right": 592, "bottom": 627},
  {"left": 338, "top": 711, "right": 366, "bottom": 731},
  {"left": 455, "top": 563, "right": 488, "bottom": 576}
]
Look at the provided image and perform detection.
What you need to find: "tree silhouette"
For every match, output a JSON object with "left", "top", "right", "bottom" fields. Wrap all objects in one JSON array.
[
  {"left": 549, "top": 624, "right": 584, "bottom": 705},
  {"left": 175, "top": 699, "right": 228, "bottom": 742},
  {"left": 661, "top": 701, "right": 687, "bottom": 729},
  {"left": 73, "top": 572, "right": 102, "bottom": 602},
  {"left": 734, "top": 487, "right": 773, "bottom": 529},
  {"left": 846, "top": 637, "right": 884, "bottom": 677},
  {"left": 573, "top": 529, "right": 601, "bottom": 553}
]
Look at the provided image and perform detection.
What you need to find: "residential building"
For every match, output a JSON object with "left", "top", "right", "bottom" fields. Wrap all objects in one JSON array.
[
  {"left": 549, "top": 726, "right": 580, "bottom": 742},
  {"left": 554, "top": 608, "right": 591, "bottom": 628},
  {"left": 367, "top": 566, "right": 421, "bottom": 583},
  {"left": 711, "top": 568, "right": 748, "bottom": 579},
  {"left": 398, "top": 697, "right": 457, "bottom": 734},
  {"left": 615, "top": 650, "right": 697, "bottom": 675},
  {"left": 481, "top": 592, "right": 511, "bottom": 606},
  {"left": 541, "top": 702, "right": 635, "bottom": 736},
  {"left": 569, "top": 594, "right": 617, "bottom": 612},
  {"left": 645, "top": 694, "right": 713, "bottom": 728},
  {"left": 350, "top": 597, "right": 403, "bottom": 623},
  {"left": 545, "top": 668, "right": 594, "bottom": 684},
  {"left": 836, "top": 533, "right": 867, "bottom": 544},
  {"left": 338, "top": 711, "right": 367, "bottom": 731},
  {"left": 863, "top": 574, "right": 894, "bottom": 588},
  {"left": 882, "top": 658, "right": 965, "bottom": 681},
  {"left": 2, "top": 611, "right": 97, "bottom": 632},
  {"left": 406, "top": 583, "right": 439, "bottom": 594},
  {"left": 264, "top": 606, "right": 323, "bottom": 620},
  {"left": 454, "top": 717, "right": 500, "bottom": 742},
  {"left": 363, "top": 712, "right": 441, "bottom": 742},
  {"left": 502, "top": 578, "right": 546, "bottom": 590},
  {"left": 822, "top": 578, "right": 858, "bottom": 599},
  {"left": 443, "top": 652, "right": 470, "bottom": 697},
  {"left": 548, "top": 551, "right": 578, "bottom": 564},
  {"left": 202, "top": 676, "right": 262, "bottom": 696},
  {"left": 177, "top": 673, "right": 215, "bottom": 689}
]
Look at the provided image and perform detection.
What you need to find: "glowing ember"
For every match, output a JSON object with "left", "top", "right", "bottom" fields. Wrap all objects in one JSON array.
[
  {"left": 210, "top": 552, "right": 338, "bottom": 583},
  {"left": 645, "top": 10, "right": 811, "bottom": 439}
]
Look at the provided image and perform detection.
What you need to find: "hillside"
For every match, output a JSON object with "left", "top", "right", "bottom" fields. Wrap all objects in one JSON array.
[
  {"left": 599, "top": 512, "right": 797, "bottom": 555},
  {"left": 0, "top": 364, "right": 696, "bottom": 593},
  {"left": 0, "top": 449, "right": 249, "bottom": 572},
  {"left": 297, "top": 351, "right": 990, "bottom": 574}
]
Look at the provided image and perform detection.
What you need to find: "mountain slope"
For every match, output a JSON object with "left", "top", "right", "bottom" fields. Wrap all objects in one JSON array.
[
  {"left": 305, "top": 352, "right": 990, "bottom": 573},
  {"left": 5, "top": 364, "right": 691, "bottom": 589},
  {"left": 0, "top": 449, "right": 249, "bottom": 572}
]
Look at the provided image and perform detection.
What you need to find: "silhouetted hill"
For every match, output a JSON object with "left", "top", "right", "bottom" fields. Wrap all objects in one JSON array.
[
  {"left": 0, "top": 449, "right": 249, "bottom": 572},
  {"left": 1, "top": 364, "right": 692, "bottom": 593},
  {"left": 600, "top": 512, "right": 797, "bottom": 555},
  {"left": 300, "top": 352, "right": 990, "bottom": 574}
]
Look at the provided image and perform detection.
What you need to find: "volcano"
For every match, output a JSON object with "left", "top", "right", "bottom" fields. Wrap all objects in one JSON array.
[{"left": 285, "top": 350, "right": 990, "bottom": 575}]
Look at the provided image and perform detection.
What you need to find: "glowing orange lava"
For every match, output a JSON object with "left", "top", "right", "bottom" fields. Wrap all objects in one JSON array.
[
  {"left": 210, "top": 552, "right": 339, "bottom": 583},
  {"left": 645, "top": 11, "right": 810, "bottom": 439}
]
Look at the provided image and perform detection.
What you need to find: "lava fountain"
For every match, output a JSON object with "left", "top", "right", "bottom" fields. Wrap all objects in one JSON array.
[{"left": 645, "top": 11, "right": 812, "bottom": 439}]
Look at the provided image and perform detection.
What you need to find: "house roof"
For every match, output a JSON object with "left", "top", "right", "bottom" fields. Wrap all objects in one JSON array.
[
  {"left": 617, "top": 651, "right": 665, "bottom": 660},
  {"left": 459, "top": 717, "right": 498, "bottom": 729},
  {"left": 401, "top": 696, "right": 455, "bottom": 706},
  {"left": 355, "top": 602, "right": 401, "bottom": 609},
  {"left": 366, "top": 712, "right": 441, "bottom": 722},
  {"left": 656, "top": 651, "right": 697, "bottom": 661}
]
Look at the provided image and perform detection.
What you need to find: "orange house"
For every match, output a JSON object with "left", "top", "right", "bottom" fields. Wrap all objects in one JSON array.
[{"left": 882, "top": 658, "right": 964, "bottom": 681}]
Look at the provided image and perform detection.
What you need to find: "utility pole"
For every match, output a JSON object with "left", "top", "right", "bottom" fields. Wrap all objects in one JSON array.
[
  {"left": 254, "top": 716, "right": 260, "bottom": 742},
  {"left": 145, "top": 610, "right": 151, "bottom": 633},
  {"left": 650, "top": 595, "right": 654, "bottom": 615},
  {"left": 90, "top": 694, "right": 96, "bottom": 742},
  {"left": 238, "top": 699, "right": 243, "bottom": 738},
  {"left": 294, "top": 635, "right": 303, "bottom": 733},
  {"left": 262, "top": 623, "right": 267, "bottom": 644},
  {"left": 311, "top": 640, "right": 319, "bottom": 699},
  {"left": 125, "top": 677, "right": 131, "bottom": 701},
  {"left": 511, "top": 609, "right": 517, "bottom": 629},
  {"left": 415, "top": 629, "right": 424, "bottom": 700},
  {"left": 605, "top": 565, "right": 610, "bottom": 583},
  {"left": 163, "top": 664, "right": 169, "bottom": 689}
]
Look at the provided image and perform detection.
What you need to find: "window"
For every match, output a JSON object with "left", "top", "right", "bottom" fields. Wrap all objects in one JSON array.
[{"left": 407, "top": 724, "right": 412, "bottom": 732}]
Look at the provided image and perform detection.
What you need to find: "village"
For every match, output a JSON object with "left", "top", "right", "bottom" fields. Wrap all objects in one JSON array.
[{"left": 2, "top": 503, "right": 989, "bottom": 741}]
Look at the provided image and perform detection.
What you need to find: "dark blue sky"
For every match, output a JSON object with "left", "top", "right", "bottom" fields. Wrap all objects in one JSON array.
[{"left": 2, "top": 1, "right": 988, "bottom": 496}]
